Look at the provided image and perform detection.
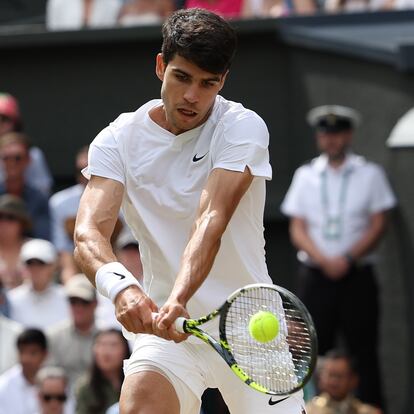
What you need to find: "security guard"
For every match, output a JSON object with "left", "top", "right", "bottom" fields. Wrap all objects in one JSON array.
[{"left": 281, "top": 105, "right": 396, "bottom": 410}]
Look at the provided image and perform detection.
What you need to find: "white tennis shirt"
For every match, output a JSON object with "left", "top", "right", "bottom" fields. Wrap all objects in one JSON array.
[
  {"left": 86, "top": 96, "right": 272, "bottom": 317},
  {"left": 281, "top": 153, "right": 397, "bottom": 264}
]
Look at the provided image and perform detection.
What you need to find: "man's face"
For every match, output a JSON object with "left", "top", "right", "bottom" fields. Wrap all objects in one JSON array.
[
  {"left": 319, "top": 358, "right": 357, "bottom": 401},
  {"left": 18, "top": 344, "right": 47, "bottom": 381},
  {"left": 68, "top": 296, "right": 96, "bottom": 330},
  {"left": 24, "top": 259, "right": 55, "bottom": 292},
  {"left": 316, "top": 130, "right": 352, "bottom": 162},
  {"left": 156, "top": 53, "right": 227, "bottom": 135},
  {"left": 0, "top": 142, "right": 30, "bottom": 180},
  {"left": 38, "top": 377, "right": 67, "bottom": 414}
]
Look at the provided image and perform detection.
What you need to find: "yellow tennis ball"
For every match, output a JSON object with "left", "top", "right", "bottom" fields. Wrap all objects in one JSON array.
[{"left": 248, "top": 311, "right": 279, "bottom": 343}]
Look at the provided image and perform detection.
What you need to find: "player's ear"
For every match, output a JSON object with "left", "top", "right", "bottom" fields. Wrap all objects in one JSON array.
[{"left": 156, "top": 53, "right": 166, "bottom": 81}]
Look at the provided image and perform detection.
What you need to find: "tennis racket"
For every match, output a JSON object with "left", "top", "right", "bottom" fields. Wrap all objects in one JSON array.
[{"left": 174, "top": 282, "right": 318, "bottom": 396}]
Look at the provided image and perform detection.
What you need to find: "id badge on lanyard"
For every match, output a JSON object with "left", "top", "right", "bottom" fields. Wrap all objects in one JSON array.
[{"left": 321, "top": 169, "right": 351, "bottom": 240}]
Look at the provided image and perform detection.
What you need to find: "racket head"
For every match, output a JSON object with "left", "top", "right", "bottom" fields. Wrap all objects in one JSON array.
[{"left": 218, "top": 283, "right": 318, "bottom": 396}]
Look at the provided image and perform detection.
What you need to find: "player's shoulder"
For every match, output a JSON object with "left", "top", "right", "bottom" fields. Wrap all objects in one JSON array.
[{"left": 214, "top": 95, "right": 267, "bottom": 128}]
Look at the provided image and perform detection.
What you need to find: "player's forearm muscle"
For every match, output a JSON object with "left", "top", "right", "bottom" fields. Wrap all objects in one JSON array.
[
  {"left": 74, "top": 176, "right": 124, "bottom": 285},
  {"left": 171, "top": 168, "right": 253, "bottom": 305}
]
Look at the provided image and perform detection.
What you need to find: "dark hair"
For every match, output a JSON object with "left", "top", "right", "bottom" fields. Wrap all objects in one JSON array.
[
  {"left": 87, "top": 329, "right": 130, "bottom": 413},
  {"left": 161, "top": 8, "right": 237, "bottom": 74},
  {"left": 17, "top": 328, "right": 47, "bottom": 351},
  {"left": 324, "top": 349, "right": 358, "bottom": 374}
]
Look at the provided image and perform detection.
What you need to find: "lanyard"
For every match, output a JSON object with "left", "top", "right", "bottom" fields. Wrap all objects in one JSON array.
[{"left": 320, "top": 168, "right": 352, "bottom": 217}]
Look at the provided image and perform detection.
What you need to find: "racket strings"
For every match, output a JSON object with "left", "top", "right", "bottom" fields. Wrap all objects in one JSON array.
[{"left": 224, "top": 286, "right": 313, "bottom": 394}]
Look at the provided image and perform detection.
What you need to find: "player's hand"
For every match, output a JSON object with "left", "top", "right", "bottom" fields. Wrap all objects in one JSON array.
[
  {"left": 153, "top": 300, "right": 190, "bottom": 343},
  {"left": 114, "top": 285, "right": 158, "bottom": 334},
  {"left": 321, "top": 256, "right": 350, "bottom": 280}
]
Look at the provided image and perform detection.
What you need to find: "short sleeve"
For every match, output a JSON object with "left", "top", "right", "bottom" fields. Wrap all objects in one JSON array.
[
  {"left": 83, "top": 127, "right": 125, "bottom": 185},
  {"left": 211, "top": 114, "right": 272, "bottom": 179},
  {"left": 368, "top": 165, "right": 397, "bottom": 213},
  {"left": 280, "top": 167, "right": 308, "bottom": 217}
]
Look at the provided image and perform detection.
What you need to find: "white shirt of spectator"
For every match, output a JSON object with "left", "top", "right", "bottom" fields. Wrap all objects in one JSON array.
[
  {"left": 8, "top": 283, "right": 70, "bottom": 329},
  {"left": 0, "top": 365, "right": 40, "bottom": 414},
  {"left": 49, "top": 183, "right": 84, "bottom": 252},
  {"left": 0, "top": 315, "right": 22, "bottom": 375},
  {"left": 46, "top": 0, "right": 124, "bottom": 31},
  {"left": 85, "top": 96, "right": 272, "bottom": 320},
  {"left": 281, "top": 153, "right": 397, "bottom": 264}
]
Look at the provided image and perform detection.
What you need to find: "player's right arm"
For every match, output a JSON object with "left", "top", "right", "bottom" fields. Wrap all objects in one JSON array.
[{"left": 74, "top": 175, "right": 158, "bottom": 334}]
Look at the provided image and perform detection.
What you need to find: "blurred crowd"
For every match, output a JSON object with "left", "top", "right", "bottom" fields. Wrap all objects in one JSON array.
[{"left": 0, "top": 0, "right": 407, "bottom": 32}]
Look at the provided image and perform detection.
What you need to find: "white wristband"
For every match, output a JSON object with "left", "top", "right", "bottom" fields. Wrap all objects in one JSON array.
[{"left": 95, "top": 262, "right": 141, "bottom": 303}]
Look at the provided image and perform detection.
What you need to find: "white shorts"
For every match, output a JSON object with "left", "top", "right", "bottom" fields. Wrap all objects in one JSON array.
[{"left": 124, "top": 334, "right": 306, "bottom": 414}]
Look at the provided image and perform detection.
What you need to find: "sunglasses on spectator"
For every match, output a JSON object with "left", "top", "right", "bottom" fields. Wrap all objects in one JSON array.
[
  {"left": 0, "top": 213, "right": 19, "bottom": 222},
  {"left": 25, "top": 259, "right": 48, "bottom": 266},
  {"left": 0, "top": 154, "right": 25, "bottom": 162},
  {"left": 41, "top": 393, "right": 67, "bottom": 403},
  {"left": 69, "top": 297, "right": 93, "bottom": 306}
]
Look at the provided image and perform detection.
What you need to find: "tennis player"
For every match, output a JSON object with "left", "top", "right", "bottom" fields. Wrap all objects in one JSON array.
[{"left": 74, "top": 8, "right": 305, "bottom": 414}]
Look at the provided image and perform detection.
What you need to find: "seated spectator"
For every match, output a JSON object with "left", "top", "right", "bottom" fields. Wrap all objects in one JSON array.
[
  {"left": 35, "top": 366, "right": 74, "bottom": 414},
  {"left": 0, "top": 328, "right": 48, "bottom": 414},
  {"left": 75, "top": 329, "right": 130, "bottom": 414},
  {"left": 0, "top": 195, "right": 31, "bottom": 290},
  {"left": 8, "top": 239, "right": 70, "bottom": 329},
  {"left": 46, "top": 0, "right": 124, "bottom": 31},
  {"left": 0, "top": 93, "right": 53, "bottom": 196},
  {"left": 47, "top": 274, "right": 99, "bottom": 389},
  {"left": 118, "top": 0, "right": 175, "bottom": 25},
  {"left": 306, "top": 350, "right": 382, "bottom": 414},
  {"left": 324, "top": 0, "right": 371, "bottom": 12},
  {"left": 185, "top": 0, "right": 244, "bottom": 18},
  {"left": 49, "top": 146, "right": 88, "bottom": 284},
  {"left": 371, "top": 0, "right": 414, "bottom": 9},
  {"left": 0, "top": 313, "right": 22, "bottom": 374},
  {"left": 244, "top": 0, "right": 316, "bottom": 17},
  {"left": 0, "top": 132, "right": 50, "bottom": 240}
]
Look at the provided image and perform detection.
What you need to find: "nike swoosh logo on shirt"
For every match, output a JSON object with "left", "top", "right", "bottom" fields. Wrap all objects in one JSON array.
[
  {"left": 192, "top": 152, "right": 208, "bottom": 162},
  {"left": 268, "top": 396, "right": 289, "bottom": 406},
  {"left": 112, "top": 272, "right": 126, "bottom": 280}
]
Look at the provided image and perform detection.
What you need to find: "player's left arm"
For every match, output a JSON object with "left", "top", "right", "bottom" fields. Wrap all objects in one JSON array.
[
  {"left": 156, "top": 166, "right": 254, "bottom": 340},
  {"left": 345, "top": 210, "right": 389, "bottom": 262}
]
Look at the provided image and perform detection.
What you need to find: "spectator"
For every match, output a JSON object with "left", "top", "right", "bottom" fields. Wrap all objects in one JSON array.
[
  {"left": 8, "top": 239, "right": 70, "bottom": 329},
  {"left": 0, "top": 328, "right": 48, "bottom": 414},
  {"left": 75, "top": 329, "right": 130, "bottom": 414},
  {"left": 47, "top": 274, "right": 99, "bottom": 389},
  {"left": 0, "top": 194, "right": 31, "bottom": 290},
  {"left": 46, "top": 0, "right": 124, "bottom": 31},
  {"left": 35, "top": 366, "right": 74, "bottom": 414},
  {"left": 185, "top": 0, "right": 244, "bottom": 18},
  {"left": 118, "top": 0, "right": 175, "bottom": 26},
  {"left": 0, "top": 93, "right": 53, "bottom": 196},
  {"left": 0, "top": 132, "right": 50, "bottom": 240},
  {"left": 244, "top": 0, "right": 316, "bottom": 17},
  {"left": 324, "top": 0, "right": 371, "bottom": 12},
  {"left": 306, "top": 350, "right": 381, "bottom": 414},
  {"left": 0, "top": 312, "right": 22, "bottom": 374},
  {"left": 49, "top": 146, "right": 88, "bottom": 284},
  {"left": 281, "top": 105, "right": 396, "bottom": 409}
]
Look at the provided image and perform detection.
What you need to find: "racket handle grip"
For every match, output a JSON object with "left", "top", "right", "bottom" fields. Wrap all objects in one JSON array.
[
  {"left": 175, "top": 317, "right": 187, "bottom": 333},
  {"left": 152, "top": 312, "right": 188, "bottom": 333}
]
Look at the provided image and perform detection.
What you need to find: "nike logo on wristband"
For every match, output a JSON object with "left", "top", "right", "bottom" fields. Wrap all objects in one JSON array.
[
  {"left": 112, "top": 272, "right": 126, "bottom": 280},
  {"left": 192, "top": 152, "right": 208, "bottom": 162},
  {"left": 268, "top": 396, "right": 289, "bottom": 406}
]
